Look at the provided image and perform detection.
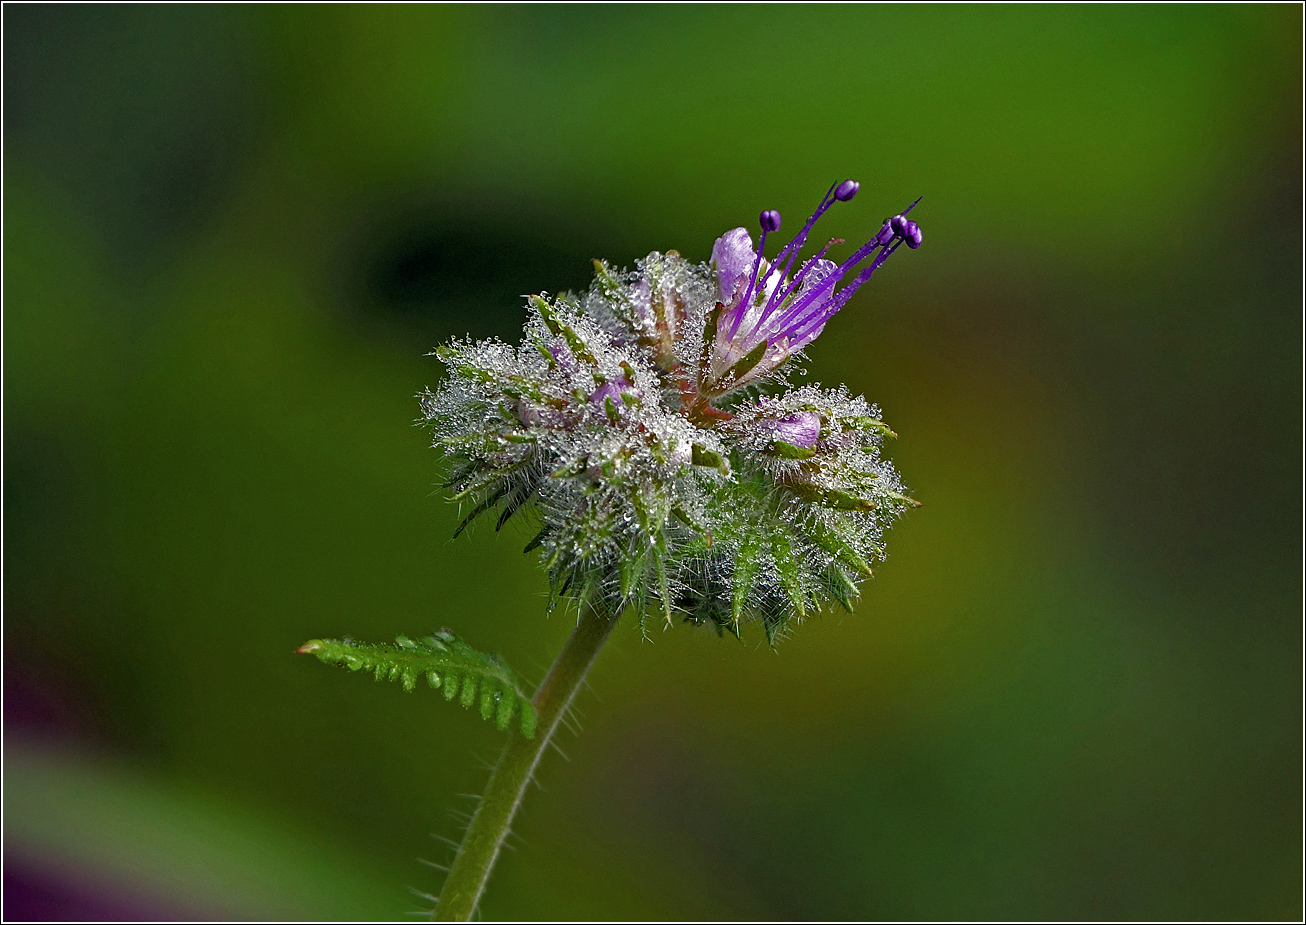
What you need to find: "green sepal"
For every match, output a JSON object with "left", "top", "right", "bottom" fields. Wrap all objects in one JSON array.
[
  {"left": 732, "top": 534, "right": 761, "bottom": 627},
  {"left": 671, "top": 504, "right": 702, "bottom": 531},
  {"left": 727, "top": 340, "right": 769, "bottom": 383},
  {"left": 522, "top": 524, "right": 552, "bottom": 554},
  {"left": 710, "top": 615, "right": 743, "bottom": 641},
  {"left": 497, "top": 430, "right": 536, "bottom": 445},
  {"left": 530, "top": 294, "right": 596, "bottom": 365},
  {"left": 534, "top": 339, "right": 557, "bottom": 365},
  {"left": 550, "top": 457, "right": 589, "bottom": 479},
  {"left": 529, "top": 295, "right": 562, "bottom": 335},
  {"left": 786, "top": 482, "right": 874, "bottom": 512},
  {"left": 771, "top": 530, "right": 806, "bottom": 623},
  {"left": 441, "top": 459, "right": 480, "bottom": 492},
  {"left": 592, "top": 259, "right": 622, "bottom": 298},
  {"left": 496, "top": 484, "right": 535, "bottom": 531},
  {"left": 768, "top": 440, "right": 817, "bottom": 460},
  {"left": 618, "top": 546, "right": 646, "bottom": 600},
  {"left": 297, "top": 631, "right": 537, "bottom": 737},
  {"left": 691, "top": 444, "right": 730, "bottom": 476},
  {"left": 453, "top": 487, "right": 509, "bottom": 538},
  {"left": 853, "top": 417, "right": 897, "bottom": 439},
  {"left": 504, "top": 375, "right": 549, "bottom": 403},
  {"left": 700, "top": 305, "right": 720, "bottom": 379},
  {"left": 883, "top": 488, "right": 923, "bottom": 508},
  {"left": 821, "top": 564, "right": 860, "bottom": 612},
  {"left": 653, "top": 548, "right": 673, "bottom": 629},
  {"left": 808, "top": 519, "right": 874, "bottom": 577}
]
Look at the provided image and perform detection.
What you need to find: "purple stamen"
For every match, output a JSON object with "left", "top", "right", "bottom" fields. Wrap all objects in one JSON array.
[
  {"left": 783, "top": 238, "right": 842, "bottom": 291},
  {"left": 757, "top": 182, "right": 879, "bottom": 326},
  {"left": 727, "top": 222, "right": 775, "bottom": 339},
  {"left": 766, "top": 202, "right": 920, "bottom": 342},
  {"left": 751, "top": 181, "right": 857, "bottom": 331},
  {"left": 766, "top": 234, "right": 884, "bottom": 336},
  {"left": 759, "top": 238, "right": 844, "bottom": 332},
  {"left": 834, "top": 179, "right": 860, "bottom": 202},
  {"left": 709, "top": 185, "right": 921, "bottom": 389},
  {"left": 787, "top": 240, "right": 903, "bottom": 345},
  {"left": 765, "top": 181, "right": 841, "bottom": 285},
  {"left": 785, "top": 196, "right": 921, "bottom": 327}
]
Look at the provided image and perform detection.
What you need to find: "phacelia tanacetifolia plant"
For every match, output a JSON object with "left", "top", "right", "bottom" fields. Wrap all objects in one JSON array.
[{"left": 298, "top": 180, "right": 923, "bottom": 920}]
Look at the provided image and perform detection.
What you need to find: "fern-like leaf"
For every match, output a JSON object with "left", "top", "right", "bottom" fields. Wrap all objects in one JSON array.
[{"left": 297, "top": 630, "right": 537, "bottom": 737}]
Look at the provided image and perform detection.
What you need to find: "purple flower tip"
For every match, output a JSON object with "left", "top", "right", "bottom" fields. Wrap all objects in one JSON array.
[
  {"left": 589, "top": 377, "right": 632, "bottom": 410},
  {"left": 890, "top": 214, "right": 910, "bottom": 239},
  {"left": 904, "top": 220, "right": 922, "bottom": 249},
  {"left": 766, "top": 411, "right": 822, "bottom": 448},
  {"left": 759, "top": 209, "right": 782, "bottom": 233},
  {"left": 834, "top": 180, "right": 860, "bottom": 202},
  {"left": 874, "top": 222, "right": 896, "bottom": 247}
]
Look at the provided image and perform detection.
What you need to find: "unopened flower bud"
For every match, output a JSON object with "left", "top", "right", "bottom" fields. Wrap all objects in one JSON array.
[{"left": 764, "top": 411, "right": 822, "bottom": 448}]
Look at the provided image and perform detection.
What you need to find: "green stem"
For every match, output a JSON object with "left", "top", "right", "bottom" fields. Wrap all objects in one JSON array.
[{"left": 433, "top": 603, "right": 620, "bottom": 921}]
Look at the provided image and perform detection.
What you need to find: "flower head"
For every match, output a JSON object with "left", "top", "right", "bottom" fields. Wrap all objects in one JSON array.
[
  {"left": 424, "top": 182, "right": 922, "bottom": 643},
  {"left": 705, "top": 182, "right": 922, "bottom": 398}
]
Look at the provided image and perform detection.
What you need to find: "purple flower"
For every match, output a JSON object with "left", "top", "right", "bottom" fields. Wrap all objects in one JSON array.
[{"left": 704, "top": 181, "right": 922, "bottom": 396}]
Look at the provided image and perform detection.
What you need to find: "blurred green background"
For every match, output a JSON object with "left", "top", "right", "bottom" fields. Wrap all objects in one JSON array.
[{"left": 4, "top": 4, "right": 1301, "bottom": 921}]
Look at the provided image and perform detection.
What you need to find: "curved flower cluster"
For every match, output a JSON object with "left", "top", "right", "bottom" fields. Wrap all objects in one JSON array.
[{"left": 423, "top": 181, "right": 922, "bottom": 642}]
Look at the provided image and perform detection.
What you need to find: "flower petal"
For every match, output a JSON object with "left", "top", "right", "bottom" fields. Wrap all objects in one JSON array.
[{"left": 711, "top": 227, "right": 756, "bottom": 306}]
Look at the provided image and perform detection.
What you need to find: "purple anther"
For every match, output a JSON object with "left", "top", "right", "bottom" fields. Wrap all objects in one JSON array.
[
  {"left": 873, "top": 223, "right": 896, "bottom": 247},
  {"left": 759, "top": 209, "right": 782, "bottom": 233},
  {"left": 904, "top": 220, "right": 922, "bottom": 249},
  {"left": 766, "top": 411, "right": 822, "bottom": 448},
  {"left": 890, "top": 214, "right": 910, "bottom": 239},
  {"left": 834, "top": 180, "right": 860, "bottom": 202}
]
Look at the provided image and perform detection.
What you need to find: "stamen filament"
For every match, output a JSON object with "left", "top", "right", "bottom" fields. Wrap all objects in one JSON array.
[{"left": 727, "top": 226, "right": 773, "bottom": 340}]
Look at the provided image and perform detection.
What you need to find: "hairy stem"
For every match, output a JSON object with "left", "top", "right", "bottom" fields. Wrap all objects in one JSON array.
[{"left": 433, "top": 603, "right": 620, "bottom": 921}]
